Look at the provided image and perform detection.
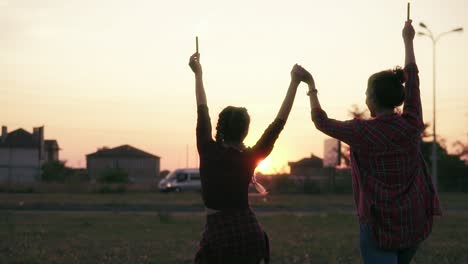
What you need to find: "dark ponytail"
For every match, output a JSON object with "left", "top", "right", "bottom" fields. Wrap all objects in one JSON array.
[
  {"left": 215, "top": 106, "right": 250, "bottom": 146},
  {"left": 368, "top": 67, "right": 406, "bottom": 109},
  {"left": 215, "top": 113, "right": 227, "bottom": 144},
  {"left": 392, "top": 67, "right": 406, "bottom": 85}
]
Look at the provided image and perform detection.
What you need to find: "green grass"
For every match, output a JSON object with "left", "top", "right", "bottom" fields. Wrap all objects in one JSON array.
[
  {"left": 1, "top": 193, "right": 468, "bottom": 263},
  {"left": 0, "top": 192, "right": 203, "bottom": 206},
  {"left": 1, "top": 192, "right": 467, "bottom": 209},
  {"left": 1, "top": 211, "right": 468, "bottom": 263}
]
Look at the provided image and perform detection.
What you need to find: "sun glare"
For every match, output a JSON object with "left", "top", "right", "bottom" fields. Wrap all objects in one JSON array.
[{"left": 257, "top": 157, "right": 273, "bottom": 174}]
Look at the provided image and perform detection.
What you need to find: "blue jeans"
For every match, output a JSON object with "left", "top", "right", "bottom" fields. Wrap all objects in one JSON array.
[{"left": 360, "top": 225, "right": 419, "bottom": 264}]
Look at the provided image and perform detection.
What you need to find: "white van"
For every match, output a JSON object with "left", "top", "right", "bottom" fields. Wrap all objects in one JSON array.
[{"left": 158, "top": 168, "right": 201, "bottom": 192}]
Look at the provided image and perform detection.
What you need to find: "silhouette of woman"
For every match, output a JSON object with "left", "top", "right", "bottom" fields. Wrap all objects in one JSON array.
[
  {"left": 189, "top": 52, "right": 302, "bottom": 264},
  {"left": 298, "top": 21, "right": 441, "bottom": 264}
]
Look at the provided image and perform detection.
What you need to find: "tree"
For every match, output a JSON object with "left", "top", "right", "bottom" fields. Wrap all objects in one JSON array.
[
  {"left": 420, "top": 124, "right": 468, "bottom": 192},
  {"left": 41, "top": 161, "right": 73, "bottom": 182},
  {"left": 452, "top": 140, "right": 468, "bottom": 163},
  {"left": 348, "top": 104, "right": 369, "bottom": 119},
  {"left": 339, "top": 105, "right": 370, "bottom": 167}
]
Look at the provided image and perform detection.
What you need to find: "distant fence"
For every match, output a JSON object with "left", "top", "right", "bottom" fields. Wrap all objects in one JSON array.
[
  {"left": 257, "top": 169, "right": 353, "bottom": 194},
  {"left": 0, "top": 182, "right": 162, "bottom": 194},
  {"left": 2, "top": 169, "right": 467, "bottom": 194}
]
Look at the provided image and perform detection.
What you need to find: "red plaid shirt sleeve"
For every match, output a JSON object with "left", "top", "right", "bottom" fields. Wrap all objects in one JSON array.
[
  {"left": 402, "top": 63, "right": 425, "bottom": 132},
  {"left": 311, "top": 109, "right": 361, "bottom": 147}
]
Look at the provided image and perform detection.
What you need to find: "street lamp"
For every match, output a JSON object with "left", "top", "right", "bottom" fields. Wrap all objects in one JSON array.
[{"left": 418, "top": 22, "right": 463, "bottom": 190}]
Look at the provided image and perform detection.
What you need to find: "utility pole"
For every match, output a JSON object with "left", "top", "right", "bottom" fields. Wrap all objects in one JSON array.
[
  {"left": 418, "top": 22, "right": 463, "bottom": 189},
  {"left": 186, "top": 144, "right": 189, "bottom": 168}
]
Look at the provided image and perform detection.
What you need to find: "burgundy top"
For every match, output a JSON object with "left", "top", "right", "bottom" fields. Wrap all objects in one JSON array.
[
  {"left": 312, "top": 63, "right": 441, "bottom": 249},
  {"left": 197, "top": 105, "right": 285, "bottom": 210}
]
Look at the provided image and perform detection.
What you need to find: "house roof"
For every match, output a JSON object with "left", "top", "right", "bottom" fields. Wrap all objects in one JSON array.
[
  {"left": 288, "top": 155, "right": 323, "bottom": 168},
  {"left": 0, "top": 129, "right": 38, "bottom": 148},
  {"left": 45, "top": 140, "right": 60, "bottom": 150},
  {"left": 86, "top": 145, "right": 160, "bottom": 159}
]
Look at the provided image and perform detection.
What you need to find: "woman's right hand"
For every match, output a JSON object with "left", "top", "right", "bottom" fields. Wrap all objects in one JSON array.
[
  {"left": 189, "top": 53, "right": 202, "bottom": 75},
  {"left": 290, "top": 64, "right": 303, "bottom": 84}
]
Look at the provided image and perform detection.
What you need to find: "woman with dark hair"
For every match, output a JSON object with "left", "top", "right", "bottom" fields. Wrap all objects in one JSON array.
[
  {"left": 189, "top": 52, "right": 303, "bottom": 263},
  {"left": 298, "top": 21, "right": 441, "bottom": 263}
]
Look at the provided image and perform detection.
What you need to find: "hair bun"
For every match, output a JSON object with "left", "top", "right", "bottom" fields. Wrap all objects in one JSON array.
[{"left": 393, "top": 67, "right": 406, "bottom": 84}]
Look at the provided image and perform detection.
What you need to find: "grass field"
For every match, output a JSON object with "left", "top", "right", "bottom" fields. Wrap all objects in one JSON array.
[
  {"left": 1, "top": 193, "right": 468, "bottom": 264},
  {"left": 1, "top": 192, "right": 468, "bottom": 209}
]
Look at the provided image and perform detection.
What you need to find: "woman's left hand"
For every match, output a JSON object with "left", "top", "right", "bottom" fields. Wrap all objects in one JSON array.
[{"left": 290, "top": 64, "right": 303, "bottom": 84}]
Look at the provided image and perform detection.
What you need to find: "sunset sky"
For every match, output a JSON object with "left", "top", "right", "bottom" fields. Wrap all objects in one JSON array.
[{"left": 1, "top": 0, "right": 467, "bottom": 173}]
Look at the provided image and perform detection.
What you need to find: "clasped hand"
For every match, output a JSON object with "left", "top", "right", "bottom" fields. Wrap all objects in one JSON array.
[{"left": 291, "top": 64, "right": 315, "bottom": 88}]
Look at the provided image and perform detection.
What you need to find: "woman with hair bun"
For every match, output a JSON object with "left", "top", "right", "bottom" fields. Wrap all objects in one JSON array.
[
  {"left": 298, "top": 20, "right": 441, "bottom": 264},
  {"left": 189, "top": 52, "right": 303, "bottom": 264}
]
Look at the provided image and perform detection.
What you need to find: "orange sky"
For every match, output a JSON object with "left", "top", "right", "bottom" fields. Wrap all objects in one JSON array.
[{"left": 1, "top": 0, "right": 467, "bottom": 173}]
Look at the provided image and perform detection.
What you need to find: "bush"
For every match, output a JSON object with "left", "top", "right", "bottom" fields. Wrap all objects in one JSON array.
[
  {"left": 303, "top": 180, "right": 322, "bottom": 194},
  {"left": 98, "top": 169, "right": 129, "bottom": 183},
  {"left": 41, "top": 161, "right": 73, "bottom": 182},
  {"left": 97, "top": 184, "right": 127, "bottom": 193},
  {"left": 268, "top": 174, "right": 298, "bottom": 194},
  {"left": 0, "top": 185, "right": 35, "bottom": 193},
  {"left": 438, "top": 154, "right": 468, "bottom": 192}
]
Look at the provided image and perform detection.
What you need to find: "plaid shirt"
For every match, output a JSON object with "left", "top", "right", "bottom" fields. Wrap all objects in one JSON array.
[{"left": 312, "top": 63, "right": 441, "bottom": 249}]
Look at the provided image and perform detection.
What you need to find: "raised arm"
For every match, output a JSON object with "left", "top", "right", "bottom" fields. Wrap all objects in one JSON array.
[
  {"left": 275, "top": 64, "right": 302, "bottom": 122},
  {"left": 404, "top": 20, "right": 416, "bottom": 66},
  {"left": 302, "top": 66, "right": 321, "bottom": 112},
  {"left": 250, "top": 65, "right": 302, "bottom": 161},
  {"left": 189, "top": 53, "right": 207, "bottom": 106},
  {"left": 299, "top": 66, "right": 359, "bottom": 146},
  {"left": 401, "top": 20, "right": 424, "bottom": 131},
  {"left": 189, "top": 53, "right": 213, "bottom": 152}
]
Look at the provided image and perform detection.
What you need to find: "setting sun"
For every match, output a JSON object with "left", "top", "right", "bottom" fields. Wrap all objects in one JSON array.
[{"left": 256, "top": 157, "right": 273, "bottom": 174}]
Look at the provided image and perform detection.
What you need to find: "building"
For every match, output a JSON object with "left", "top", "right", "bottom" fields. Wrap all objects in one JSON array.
[
  {"left": 86, "top": 145, "right": 160, "bottom": 183},
  {"left": 288, "top": 154, "right": 325, "bottom": 181},
  {"left": 289, "top": 153, "right": 352, "bottom": 193},
  {"left": 0, "top": 126, "right": 60, "bottom": 184},
  {"left": 44, "top": 140, "right": 60, "bottom": 162}
]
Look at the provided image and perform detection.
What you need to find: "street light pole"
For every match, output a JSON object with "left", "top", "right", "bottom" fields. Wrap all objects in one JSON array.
[{"left": 418, "top": 23, "right": 463, "bottom": 190}]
